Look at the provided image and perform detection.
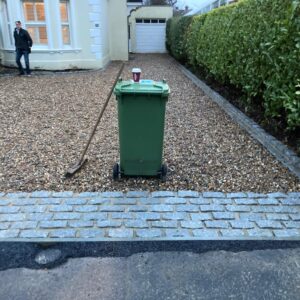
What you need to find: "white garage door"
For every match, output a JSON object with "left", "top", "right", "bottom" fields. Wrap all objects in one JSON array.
[{"left": 136, "top": 19, "right": 166, "bottom": 53}]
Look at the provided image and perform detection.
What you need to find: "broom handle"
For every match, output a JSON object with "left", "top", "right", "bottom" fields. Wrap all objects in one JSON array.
[{"left": 79, "top": 63, "right": 125, "bottom": 163}]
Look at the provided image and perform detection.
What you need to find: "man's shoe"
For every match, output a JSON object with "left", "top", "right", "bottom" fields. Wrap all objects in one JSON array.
[
  {"left": 17, "top": 73, "right": 25, "bottom": 76},
  {"left": 26, "top": 73, "right": 32, "bottom": 77}
]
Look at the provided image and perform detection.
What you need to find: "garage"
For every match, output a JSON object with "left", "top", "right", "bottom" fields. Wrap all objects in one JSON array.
[
  {"left": 128, "top": 6, "right": 173, "bottom": 54},
  {"left": 135, "top": 19, "right": 166, "bottom": 53}
]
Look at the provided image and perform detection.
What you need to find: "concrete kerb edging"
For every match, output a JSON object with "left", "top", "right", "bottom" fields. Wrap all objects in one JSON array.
[{"left": 175, "top": 61, "right": 300, "bottom": 180}]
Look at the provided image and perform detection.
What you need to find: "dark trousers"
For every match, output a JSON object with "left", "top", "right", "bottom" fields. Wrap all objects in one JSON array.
[{"left": 16, "top": 49, "right": 30, "bottom": 74}]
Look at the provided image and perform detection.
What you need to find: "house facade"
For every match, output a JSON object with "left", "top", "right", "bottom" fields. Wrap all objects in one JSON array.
[{"left": 0, "top": 0, "right": 129, "bottom": 70}]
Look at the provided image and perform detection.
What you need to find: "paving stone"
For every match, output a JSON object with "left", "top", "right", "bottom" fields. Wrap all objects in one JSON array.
[
  {"left": 53, "top": 213, "right": 81, "bottom": 220},
  {"left": 273, "top": 229, "right": 300, "bottom": 238},
  {"left": 200, "top": 205, "right": 224, "bottom": 212},
  {"left": 230, "top": 220, "right": 255, "bottom": 229},
  {"left": 11, "top": 198, "right": 36, "bottom": 206},
  {"left": 0, "top": 200, "right": 10, "bottom": 206},
  {"left": 49, "top": 229, "right": 76, "bottom": 238},
  {"left": 78, "top": 229, "right": 105, "bottom": 238},
  {"left": 258, "top": 198, "right": 279, "bottom": 205},
  {"left": 89, "top": 198, "right": 111, "bottom": 205},
  {"left": 235, "top": 199, "right": 257, "bottom": 205},
  {"left": 135, "top": 212, "right": 161, "bottom": 220},
  {"left": 52, "top": 191, "right": 73, "bottom": 198},
  {"left": 108, "top": 228, "right": 134, "bottom": 238},
  {"left": 256, "top": 220, "right": 283, "bottom": 229},
  {"left": 0, "top": 230, "right": 20, "bottom": 238},
  {"left": 205, "top": 221, "right": 229, "bottom": 229},
  {"left": 112, "top": 198, "right": 137, "bottom": 205},
  {"left": 177, "top": 205, "right": 199, "bottom": 212},
  {"left": 35, "top": 249, "right": 62, "bottom": 265},
  {"left": 30, "top": 191, "right": 52, "bottom": 198},
  {"left": 139, "top": 198, "right": 161, "bottom": 205},
  {"left": 267, "top": 192, "right": 287, "bottom": 198},
  {"left": 100, "top": 191, "right": 124, "bottom": 198},
  {"left": 5, "top": 192, "right": 28, "bottom": 198},
  {"left": 202, "top": 192, "right": 224, "bottom": 198},
  {"left": 21, "top": 206, "right": 46, "bottom": 213},
  {"left": 151, "top": 221, "right": 177, "bottom": 228},
  {"left": 189, "top": 198, "right": 211, "bottom": 205},
  {"left": 99, "top": 206, "right": 125, "bottom": 212},
  {"left": 82, "top": 213, "right": 108, "bottom": 221},
  {"left": 162, "top": 212, "right": 188, "bottom": 220},
  {"left": 0, "top": 206, "right": 20, "bottom": 214},
  {"left": 39, "top": 198, "right": 62, "bottom": 205},
  {"left": 151, "top": 205, "right": 174, "bottom": 212},
  {"left": 252, "top": 206, "right": 276, "bottom": 213},
  {"left": 226, "top": 205, "right": 251, "bottom": 212},
  {"left": 74, "top": 205, "right": 98, "bottom": 212},
  {"left": 76, "top": 192, "right": 100, "bottom": 198},
  {"left": 125, "top": 220, "right": 149, "bottom": 228},
  {"left": 212, "top": 198, "right": 232, "bottom": 205},
  {"left": 40, "top": 221, "right": 67, "bottom": 228},
  {"left": 221, "top": 229, "right": 246, "bottom": 237},
  {"left": 0, "top": 223, "right": 10, "bottom": 230},
  {"left": 181, "top": 221, "right": 203, "bottom": 229},
  {"left": 239, "top": 213, "right": 266, "bottom": 221},
  {"left": 68, "top": 220, "right": 94, "bottom": 228},
  {"left": 97, "top": 220, "right": 122, "bottom": 228},
  {"left": 11, "top": 221, "right": 38, "bottom": 229},
  {"left": 49, "top": 205, "right": 73, "bottom": 212},
  {"left": 0, "top": 214, "right": 26, "bottom": 222},
  {"left": 283, "top": 221, "right": 300, "bottom": 229},
  {"left": 274, "top": 206, "right": 299, "bottom": 213},
  {"left": 27, "top": 213, "right": 53, "bottom": 221},
  {"left": 178, "top": 191, "right": 199, "bottom": 198},
  {"left": 280, "top": 198, "right": 300, "bottom": 205},
  {"left": 111, "top": 213, "right": 135, "bottom": 219},
  {"left": 151, "top": 191, "right": 177, "bottom": 198},
  {"left": 164, "top": 197, "right": 187, "bottom": 204},
  {"left": 19, "top": 230, "right": 48, "bottom": 238},
  {"left": 190, "top": 213, "right": 212, "bottom": 221},
  {"left": 128, "top": 206, "right": 148, "bottom": 212},
  {"left": 226, "top": 193, "right": 247, "bottom": 198},
  {"left": 165, "top": 229, "right": 191, "bottom": 238},
  {"left": 246, "top": 193, "right": 268, "bottom": 198},
  {"left": 266, "top": 214, "right": 289, "bottom": 221},
  {"left": 64, "top": 198, "right": 87, "bottom": 205},
  {"left": 212, "top": 212, "right": 235, "bottom": 220},
  {"left": 248, "top": 229, "right": 273, "bottom": 238},
  {"left": 192, "top": 229, "right": 220, "bottom": 238},
  {"left": 126, "top": 191, "right": 149, "bottom": 198},
  {"left": 290, "top": 214, "right": 300, "bottom": 221},
  {"left": 135, "top": 229, "right": 162, "bottom": 238}
]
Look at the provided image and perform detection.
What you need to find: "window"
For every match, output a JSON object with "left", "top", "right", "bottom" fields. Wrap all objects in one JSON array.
[
  {"left": 60, "top": 0, "right": 70, "bottom": 45},
  {"left": 2, "top": 0, "right": 13, "bottom": 45},
  {"left": 23, "top": 0, "right": 48, "bottom": 45}
]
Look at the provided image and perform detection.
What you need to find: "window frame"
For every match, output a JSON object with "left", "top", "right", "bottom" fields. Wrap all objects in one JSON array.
[{"left": 0, "top": 0, "right": 13, "bottom": 48}]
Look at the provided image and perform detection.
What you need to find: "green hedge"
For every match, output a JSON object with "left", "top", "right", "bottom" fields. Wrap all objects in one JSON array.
[{"left": 167, "top": 0, "right": 300, "bottom": 130}]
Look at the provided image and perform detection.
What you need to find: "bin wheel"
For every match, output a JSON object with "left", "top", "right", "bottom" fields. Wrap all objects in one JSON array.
[
  {"left": 113, "top": 163, "right": 120, "bottom": 181},
  {"left": 160, "top": 164, "right": 167, "bottom": 182}
]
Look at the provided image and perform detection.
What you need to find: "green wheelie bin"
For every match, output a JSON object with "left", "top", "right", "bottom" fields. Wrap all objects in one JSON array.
[{"left": 113, "top": 79, "right": 170, "bottom": 181}]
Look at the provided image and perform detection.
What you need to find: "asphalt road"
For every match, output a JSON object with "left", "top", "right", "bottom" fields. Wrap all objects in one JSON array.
[{"left": 0, "top": 241, "right": 299, "bottom": 300}]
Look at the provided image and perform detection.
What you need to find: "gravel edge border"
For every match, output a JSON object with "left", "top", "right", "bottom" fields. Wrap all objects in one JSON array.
[{"left": 175, "top": 61, "right": 300, "bottom": 180}]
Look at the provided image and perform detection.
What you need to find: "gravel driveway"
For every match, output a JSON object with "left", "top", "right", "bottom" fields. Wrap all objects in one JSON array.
[{"left": 0, "top": 54, "right": 299, "bottom": 192}]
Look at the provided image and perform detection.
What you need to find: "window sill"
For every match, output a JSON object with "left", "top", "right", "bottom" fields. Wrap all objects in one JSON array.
[{"left": 0, "top": 48, "right": 82, "bottom": 54}]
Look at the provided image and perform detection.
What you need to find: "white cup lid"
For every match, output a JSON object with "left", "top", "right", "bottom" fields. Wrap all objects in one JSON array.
[{"left": 132, "top": 68, "right": 141, "bottom": 73}]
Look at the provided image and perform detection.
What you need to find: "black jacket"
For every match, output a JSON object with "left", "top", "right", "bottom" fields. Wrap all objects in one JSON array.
[{"left": 14, "top": 28, "right": 33, "bottom": 50}]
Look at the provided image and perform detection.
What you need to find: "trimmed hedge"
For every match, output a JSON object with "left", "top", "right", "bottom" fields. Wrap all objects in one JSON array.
[{"left": 167, "top": 0, "right": 300, "bottom": 130}]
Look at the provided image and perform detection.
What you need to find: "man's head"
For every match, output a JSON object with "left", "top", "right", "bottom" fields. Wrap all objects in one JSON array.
[{"left": 15, "top": 21, "right": 22, "bottom": 29}]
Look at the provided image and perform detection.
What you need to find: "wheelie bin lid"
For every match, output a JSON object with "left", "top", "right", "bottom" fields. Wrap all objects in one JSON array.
[{"left": 114, "top": 79, "right": 170, "bottom": 97}]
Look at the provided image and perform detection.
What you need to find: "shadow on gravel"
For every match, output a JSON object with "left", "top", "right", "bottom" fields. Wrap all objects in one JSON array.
[{"left": 0, "top": 240, "right": 299, "bottom": 271}]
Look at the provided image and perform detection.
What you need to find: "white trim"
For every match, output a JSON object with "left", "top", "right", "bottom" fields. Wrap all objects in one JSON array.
[
  {"left": 68, "top": 0, "right": 77, "bottom": 48},
  {"left": 44, "top": 0, "right": 53, "bottom": 48},
  {"left": 0, "top": 47, "right": 81, "bottom": 53}
]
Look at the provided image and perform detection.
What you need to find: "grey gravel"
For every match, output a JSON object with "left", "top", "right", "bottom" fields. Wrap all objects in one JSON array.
[{"left": 0, "top": 54, "right": 299, "bottom": 192}]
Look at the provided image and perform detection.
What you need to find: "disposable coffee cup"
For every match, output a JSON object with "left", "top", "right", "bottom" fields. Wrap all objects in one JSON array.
[{"left": 132, "top": 68, "right": 141, "bottom": 82}]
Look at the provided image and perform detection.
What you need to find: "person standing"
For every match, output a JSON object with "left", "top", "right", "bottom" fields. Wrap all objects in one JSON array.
[{"left": 14, "top": 21, "right": 33, "bottom": 76}]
